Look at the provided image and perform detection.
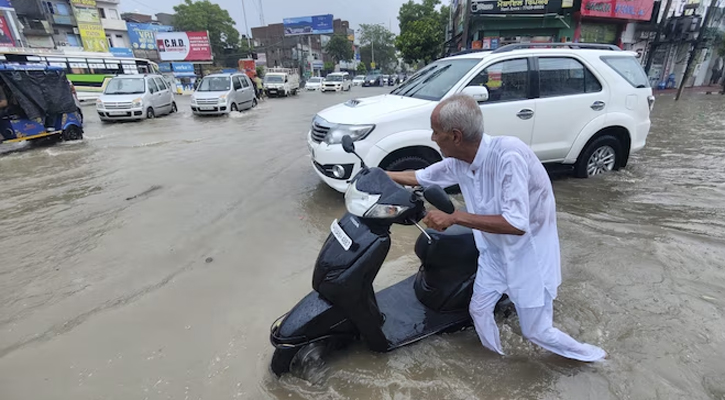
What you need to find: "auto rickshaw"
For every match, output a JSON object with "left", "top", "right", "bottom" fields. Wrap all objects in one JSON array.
[{"left": 0, "top": 64, "right": 84, "bottom": 145}]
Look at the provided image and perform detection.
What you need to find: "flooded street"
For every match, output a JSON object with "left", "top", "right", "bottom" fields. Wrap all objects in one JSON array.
[{"left": 1, "top": 87, "right": 724, "bottom": 400}]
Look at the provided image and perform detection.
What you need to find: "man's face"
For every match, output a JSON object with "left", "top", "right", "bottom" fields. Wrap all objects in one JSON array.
[{"left": 430, "top": 110, "right": 461, "bottom": 158}]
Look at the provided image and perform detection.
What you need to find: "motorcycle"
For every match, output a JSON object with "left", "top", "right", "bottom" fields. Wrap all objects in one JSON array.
[{"left": 269, "top": 135, "right": 511, "bottom": 378}]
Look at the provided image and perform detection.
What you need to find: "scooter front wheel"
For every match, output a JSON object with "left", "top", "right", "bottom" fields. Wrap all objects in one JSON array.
[
  {"left": 271, "top": 347, "right": 300, "bottom": 377},
  {"left": 271, "top": 339, "right": 343, "bottom": 382}
]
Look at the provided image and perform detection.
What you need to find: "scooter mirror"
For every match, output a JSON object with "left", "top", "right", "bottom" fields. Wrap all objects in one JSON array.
[
  {"left": 341, "top": 135, "right": 355, "bottom": 153},
  {"left": 423, "top": 185, "right": 455, "bottom": 214}
]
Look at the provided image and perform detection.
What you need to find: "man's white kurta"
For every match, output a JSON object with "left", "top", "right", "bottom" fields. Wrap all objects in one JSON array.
[{"left": 415, "top": 134, "right": 561, "bottom": 308}]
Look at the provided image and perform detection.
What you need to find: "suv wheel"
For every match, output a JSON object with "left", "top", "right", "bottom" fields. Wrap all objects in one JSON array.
[
  {"left": 382, "top": 155, "right": 432, "bottom": 172},
  {"left": 575, "top": 135, "right": 623, "bottom": 178}
]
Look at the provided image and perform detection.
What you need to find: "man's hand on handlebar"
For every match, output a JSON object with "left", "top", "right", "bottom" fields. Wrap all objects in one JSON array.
[
  {"left": 423, "top": 209, "right": 457, "bottom": 232},
  {"left": 386, "top": 170, "right": 419, "bottom": 187}
]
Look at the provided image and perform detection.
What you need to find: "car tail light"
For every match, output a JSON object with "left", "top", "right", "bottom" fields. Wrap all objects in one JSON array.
[{"left": 647, "top": 95, "right": 655, "bottom": 112}]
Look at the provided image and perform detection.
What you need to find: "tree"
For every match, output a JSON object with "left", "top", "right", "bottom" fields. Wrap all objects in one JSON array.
[
  {"left": 358, "top": 24, "right": 397, "bottom": 72},
  {"left": 356, "top": 62, "right": 367, "bottom": 74},
  {"left": 172, "top": 0, "right": 240, "bottom": 64},
  {"left": 324, "top": 34, "right": 354, "bottom": 63},
  {"left": 396, "top": 0, "right": 449, "bottom": 64},
  {"left": 323, "top": 61, "right": 335, "bottom": 73}
]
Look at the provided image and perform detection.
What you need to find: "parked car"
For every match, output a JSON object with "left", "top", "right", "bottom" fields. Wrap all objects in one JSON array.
[
  {"left": 97, "top": 74, "right": 177, "bottom": 121},
  {"left": 362, "top": 74, "right": 385, "bottom": 87},
  {"left": 321, "top": 72, "right": 352, "bottom": 92},
  {"left": 306, "top": 43, "right": 655, "bottom": 192},
  {"left": 191, "top": 73, "right": 257, "bottom": 115},
  {"left": 306, "top": 77, "right": 324, "bottom": 91},
  {"left": 352, "top": 75, "right": 366, "bottom": 86}
]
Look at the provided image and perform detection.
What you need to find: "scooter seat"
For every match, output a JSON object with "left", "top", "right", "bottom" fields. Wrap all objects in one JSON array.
[{"left": 414, "top": 224, "right": 479, "bottom": 270}]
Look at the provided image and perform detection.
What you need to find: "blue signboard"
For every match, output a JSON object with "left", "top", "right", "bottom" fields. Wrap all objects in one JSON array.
[
  {"left": 283, "top": 14, "right": 334, "bottom": 36},
  {"left": 126, "top": 22, "right": 173, "bottom": 51},
  {"left": 0, "top": 0, "right": 12, "bottom": 9},
  {"left": 110, "top": 47, "right": 134, "bottom": 58},
  {"left": 172, "top": 63, "right": 194, "bottom": 72},
  {"left": 159, "top": 63, "right": 172, "bottom": 72}
]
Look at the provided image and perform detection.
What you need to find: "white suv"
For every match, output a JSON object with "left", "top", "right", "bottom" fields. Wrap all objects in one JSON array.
[
  {"left": 307, "top": 43, "right": 655, "bottom": 192},
  {"left": 321, "top": 72, "right": 352, "bottom": 92}
]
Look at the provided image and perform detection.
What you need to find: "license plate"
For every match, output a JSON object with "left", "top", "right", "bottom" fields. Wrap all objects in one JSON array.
[
  {"left": 331, "top": 219, "right": 352, "bottom": 251},
  {"left": 109, "top": 111, "right": 127, "bottom": 116},
  {"left": 199, "top": 106, "right": 215, "bottom": 110}
]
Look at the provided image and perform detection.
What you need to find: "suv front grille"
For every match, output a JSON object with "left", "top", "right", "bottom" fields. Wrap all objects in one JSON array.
[{"left": 310, "top": 121, "right": 330, "bottom": 143}]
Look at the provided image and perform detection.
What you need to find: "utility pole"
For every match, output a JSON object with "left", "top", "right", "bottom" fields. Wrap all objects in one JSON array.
[
  {"left": 241, "top": 0, "right": 252, "bottom": 50},
  {"left": 675, "top": 0, "right": 719, "bottom": 100},
  {"left": 644, "top": 0, "right": 675, "bottom": 75}
]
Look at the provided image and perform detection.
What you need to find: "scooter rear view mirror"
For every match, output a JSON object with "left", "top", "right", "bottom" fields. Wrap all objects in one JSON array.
[
  {"left": 423, "top": 185, "right": 455, "bottom": 214},
  {"left": 341, "top": 135, "right": 355, "bottom": 153}
]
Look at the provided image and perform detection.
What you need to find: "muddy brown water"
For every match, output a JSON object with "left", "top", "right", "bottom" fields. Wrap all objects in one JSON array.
[{"left": 0, "top": 89, "right": 723, "bottom": 400}]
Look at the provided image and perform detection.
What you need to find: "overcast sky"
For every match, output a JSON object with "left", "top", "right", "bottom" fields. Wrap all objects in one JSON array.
[{"left": 119, "top": 0, "right": 412, "bottom": 36}]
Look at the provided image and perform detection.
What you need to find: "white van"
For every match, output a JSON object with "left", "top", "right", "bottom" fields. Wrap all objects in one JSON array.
[
  {"left": 97, "top": 74, "right": 177, "bottom": 121},
  {"left": 191, "top": 73, "right": 257, "bottom": 115},
  {"left": 264, "top": 68, "right": 300, "bottom": 97},
  {"left": 322, "top": 72, "right": 352, "bottom": 92}
]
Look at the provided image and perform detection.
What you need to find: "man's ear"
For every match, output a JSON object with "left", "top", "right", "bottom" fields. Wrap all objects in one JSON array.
[{"left": 451, "top": 129, "right": 464, "bottom": 145}]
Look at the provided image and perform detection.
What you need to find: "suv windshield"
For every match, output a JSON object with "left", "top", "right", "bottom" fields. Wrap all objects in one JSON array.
[
  {"left": 391, "top": 58, "right": 481, "bottom": 101},
  {"left": 265, "top": 76, "right": 284, "bottom": 83},
  {"left": 325, "top": 75, "right": 343, "bottom": 82},
  {"left": 197, "top": 77, "right": 230, "bottom": 91},
  {"left": 104, "top": 78, "right": 145, "bottom": 95}
]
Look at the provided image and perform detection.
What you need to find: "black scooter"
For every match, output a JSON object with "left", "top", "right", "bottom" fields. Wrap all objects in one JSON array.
[{"left": 269, "top": 135, "right": 511, "bottom": 377}]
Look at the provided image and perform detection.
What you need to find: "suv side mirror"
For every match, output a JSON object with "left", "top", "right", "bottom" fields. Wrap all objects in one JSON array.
[
  {"left": 423, "top": 185, "right": 455, "bottom": 214},
  {"left": 461, "top": 86, "right": 489, "bottom": 102}
]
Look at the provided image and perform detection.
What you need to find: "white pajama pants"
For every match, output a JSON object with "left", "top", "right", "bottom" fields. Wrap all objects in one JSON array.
[{"left": 469, "top": 285, "right": 606, "bottom": 362}]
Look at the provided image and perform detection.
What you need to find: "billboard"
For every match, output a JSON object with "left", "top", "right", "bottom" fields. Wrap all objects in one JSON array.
[
  {"left": 0, "top": 0, "right": 13, "bottom": 9},
  {"left": 470, "top": 0, "right": 565, "bottom": 14},
  {"left": 580, "top": 0, "right": 655, "bottom": 20},
  {"left": 127, "top": 23, "right": 173, "bottom": 51},
  {"left": 69, "top": 0, "right": 108, "bottom": 52},
  {"left": 0, "top": 16, "right": 14, "bottom": 47},
  {"left": 283, "top": 14, "right": 334, "bottom": 36},
  {"left": 156, "top": 31, "right": 212, "bottom": 61},
  {"left": 109, "top": 47, "right": 134, "bottom": 57}
]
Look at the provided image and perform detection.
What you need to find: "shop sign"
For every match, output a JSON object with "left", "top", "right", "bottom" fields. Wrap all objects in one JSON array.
[
  {"left": 581, "top": 0, "right": 655, "bottom": 21},
  {"left": 470, "top": 0, "right": 565, "bottom": 14}
]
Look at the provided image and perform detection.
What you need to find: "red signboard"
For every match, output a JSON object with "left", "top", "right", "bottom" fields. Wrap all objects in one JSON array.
[
  {"left": 0, "top": 16, "right": 15, "bottom": 47},
  {"left": 580, "top": 0, "right": 655, "bottom": 21},
  {"left": 156, "top": 31, "right": 212, "bottom": 61}
]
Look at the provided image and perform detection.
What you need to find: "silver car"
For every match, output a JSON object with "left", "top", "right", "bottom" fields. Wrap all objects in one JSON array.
[
  {"left": 191, "top": 73, "right": 257, "bottom": 115},
  {"left": 97, "top": 75, "right": 177, "bottom": 121}
]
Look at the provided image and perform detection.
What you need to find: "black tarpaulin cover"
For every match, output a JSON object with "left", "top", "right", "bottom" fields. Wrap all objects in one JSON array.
[{"left": 0, "top": 68, "right": 77, "bottom": 120}]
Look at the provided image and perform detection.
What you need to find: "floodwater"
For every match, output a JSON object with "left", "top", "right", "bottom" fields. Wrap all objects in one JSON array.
[{"left": 1, "top": 88, "right": 724, "bottom": 400}]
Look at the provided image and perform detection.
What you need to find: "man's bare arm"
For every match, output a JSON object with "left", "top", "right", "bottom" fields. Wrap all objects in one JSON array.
[
  {"left": 452, "top": 210, "right": 525, "bottom": 235},
  {"left": 386, "top": 171, "right": 419, "bottom": 186}
]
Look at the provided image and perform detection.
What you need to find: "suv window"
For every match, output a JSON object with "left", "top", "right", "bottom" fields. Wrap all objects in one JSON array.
[
  {"left": 233, "top": 76, "right": 242, "bottom": 90},
  {"left": 467, "top": 58, "right": 529, "bottom": 103},
  {"left": 390, "top": 58, "right": 479, "bottom": 101},
  {"left": 601, "top": 56, "right": 649, "bottom": 88},
  {"left": 538, "top": 57, "right": 602, "bottom": 97},
  {"left": 147, "top": 78, "right": 159, "bottom": 93}
]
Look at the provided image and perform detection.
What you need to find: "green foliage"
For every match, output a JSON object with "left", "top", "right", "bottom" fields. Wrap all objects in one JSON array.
[
  {"left": 358, "top": 24, "right": 397, "bottom": 72},
  {"left": 256, "top": 65, "right": 264, "bottom": 77},
  {"left": 324, "top": 34, "right": 354, "bottom": 62},
  {"left": 323, "top": 61, "right": 335, "bottom": 73},
  {"left": 396, "top": 0, "right": 449, "bottom": 64},
  {"left": 172, "top": 0, "right": 240, "bottom": 63},
  {"left": 356, "top": 62, "right": 367, "bottom": 74}
]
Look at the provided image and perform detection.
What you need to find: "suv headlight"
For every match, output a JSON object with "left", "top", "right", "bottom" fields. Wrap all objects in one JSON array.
[
  {"left": 96, "top": 99, "right": 103, "bottom": 109},
  {"left": 132, "top": 98, "right": 142, "bottom": 108},
  {"left": 345, "top": 180, "right": 408, "bottom": 219},
  {"left": 324, "top": 124, "right": 375, "bottom": 145}
]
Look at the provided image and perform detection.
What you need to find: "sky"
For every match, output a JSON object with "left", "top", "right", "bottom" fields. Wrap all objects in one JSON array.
[{"left": 119, "top": 0, "right": 413, "bottom": 36}]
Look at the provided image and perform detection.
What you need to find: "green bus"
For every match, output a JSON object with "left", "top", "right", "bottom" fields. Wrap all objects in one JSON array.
[{"left": 0, "top": 48, "right": 160, "bottom": 100}]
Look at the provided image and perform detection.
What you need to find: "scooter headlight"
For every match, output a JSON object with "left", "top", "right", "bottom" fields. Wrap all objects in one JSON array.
[{"left": 345, "top": 180, "right": 408, "bottom": 219}]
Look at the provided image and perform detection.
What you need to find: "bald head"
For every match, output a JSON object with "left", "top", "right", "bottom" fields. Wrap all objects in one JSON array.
[{"left": 432, "top": 94, "right": 484, "bottom": 143}]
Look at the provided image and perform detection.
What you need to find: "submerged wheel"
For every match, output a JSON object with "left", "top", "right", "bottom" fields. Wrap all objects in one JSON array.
[
  {"left": 574, "top": 135, "right": 623, "bottom": 178},
  {"left": 251, "top": 98, "right": 258, "bottom": 108},
  {"left": 146, "top": 107, "right": 155, "bottom": 119},
  {"left": 271, "top": 347, "right": 300, "bottom": 377},
  {"left": 270, "top": 338, "right": 350, "bottom": 381},
  {"left": 62, "top": 125, "right": 83, "bottom": 141},
  {"left": 230, "top": 102, "right": 238, "bottom": 112},
  {"left": 171, "top": 102, "right": 178, "bottom": 113}
]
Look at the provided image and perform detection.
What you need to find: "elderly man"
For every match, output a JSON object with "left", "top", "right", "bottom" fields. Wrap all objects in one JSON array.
[{"left": 386, "top": 94, "right": 606, "bottom": 362}]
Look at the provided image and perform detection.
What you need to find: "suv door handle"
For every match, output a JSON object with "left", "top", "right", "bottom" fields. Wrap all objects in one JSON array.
[
  {"left": 516, "top": 109, "right": 534, "bottom": 120},
  {"left": 591, "top": 101, "right": 605, "bottom": 111}
]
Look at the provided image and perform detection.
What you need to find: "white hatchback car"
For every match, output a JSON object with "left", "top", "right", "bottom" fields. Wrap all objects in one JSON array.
[
  {"left": 353, "top": 75, "right": 366, "bottom": 86},
  {"left": 306, "top": 77, "right": 324, "bottom": 91},
  {"left": 97, "top": 74, "right": 177, "bottom": 121},
  {"left": 191, "top": 73, "right": 257, "bottom": 115},
  {"left": 307, "top": 43, "right": 655, "bottom": 192}
]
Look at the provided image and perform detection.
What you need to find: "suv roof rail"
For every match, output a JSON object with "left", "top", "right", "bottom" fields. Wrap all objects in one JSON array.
[
  {"left": 449, "top": 48, "right": 490, "bottom": 57},
  {"left": 492, "top": 42, "right": 622, "bottom": 53}
]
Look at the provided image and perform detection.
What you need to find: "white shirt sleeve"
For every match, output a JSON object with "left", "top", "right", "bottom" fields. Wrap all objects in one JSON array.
[
  {"left": 415, "top": 158, "right": 459, "bottom": 189},
  {"left": 499, "top": 152, "right": 530, "bottom": 233}
]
